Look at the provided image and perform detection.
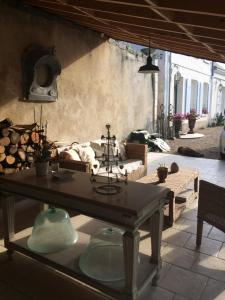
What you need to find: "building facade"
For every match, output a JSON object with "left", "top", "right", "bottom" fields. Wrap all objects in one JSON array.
[{"left": 157, "top": 50, "right": 225, "bottom": 129}]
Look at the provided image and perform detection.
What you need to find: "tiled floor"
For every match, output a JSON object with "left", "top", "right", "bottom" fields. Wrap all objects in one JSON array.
[
  {"left": 0, "top": 153, "right": 225, "bottom": 299},
  {"left": 145, "top": 153, "right": 225, "bottom": 300}
]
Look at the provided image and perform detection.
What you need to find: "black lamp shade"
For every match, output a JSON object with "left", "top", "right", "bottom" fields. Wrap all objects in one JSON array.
[{"left": 138, "top": 55, "right": 159, "bottom": 73}]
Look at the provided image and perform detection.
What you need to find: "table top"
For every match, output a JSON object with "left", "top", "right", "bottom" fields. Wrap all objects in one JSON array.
[
  {"left": 137, "top": 169, "right": 199, "bottom": 196},
  {"left": 0, "top": 168, "right": 169, "bottom": 228}
]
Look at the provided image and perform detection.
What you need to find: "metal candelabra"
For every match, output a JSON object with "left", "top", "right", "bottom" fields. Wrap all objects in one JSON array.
[{"left": 91, "top": 124, "right": 128, "bottom": 195}]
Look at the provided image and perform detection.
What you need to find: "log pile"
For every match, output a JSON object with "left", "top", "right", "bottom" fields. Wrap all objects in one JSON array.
[{"left": 0, "top": 118, "right": 39, "bottom": 175}]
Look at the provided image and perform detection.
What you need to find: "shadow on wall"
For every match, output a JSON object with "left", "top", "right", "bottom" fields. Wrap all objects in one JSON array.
[{"left": 0, "top": 2, "right": 104, "bottom": 105}]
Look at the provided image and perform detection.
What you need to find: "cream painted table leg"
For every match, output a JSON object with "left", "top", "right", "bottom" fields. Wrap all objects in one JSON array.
[
  {"left": 2, "top": 193, "right": 15, "bottom": 260},
  {"left": 150, "top": 206, "right": 164, "bottom": 286},
  {"left": 168, "top": 191, "right": 175, "bottom": 226},
  {"left": 194, "top": 176, "right": 199, "bottom": 195},
  {"left": 123, "top": 230, "right": 140, "bottom": 300}
]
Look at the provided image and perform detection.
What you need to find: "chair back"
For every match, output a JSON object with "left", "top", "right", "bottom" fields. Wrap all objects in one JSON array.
[{"left": 199, "top": 180, "right": 225, "bottom": 232}]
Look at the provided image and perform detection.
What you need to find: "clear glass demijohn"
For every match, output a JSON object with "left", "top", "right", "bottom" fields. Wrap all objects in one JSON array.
[
  {"left": 27, "top": 207, "right": 78, "bottom": 254},
  {"left": 79, "top": 227, "right": 124, "bottom": 282}
]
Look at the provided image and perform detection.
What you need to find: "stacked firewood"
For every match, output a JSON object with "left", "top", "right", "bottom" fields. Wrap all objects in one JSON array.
[{"left": 0, "top": 118, "right": 39, "bottom": 175}]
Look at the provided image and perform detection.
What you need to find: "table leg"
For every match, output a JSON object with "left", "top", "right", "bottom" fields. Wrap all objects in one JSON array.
[
  {"left": 194, "top": 177, "right": 199, "bottom": 195},
  {"left": 150, "top": 206, "right": 163, "bottom": 286},
  {"left": 168, "top": 192, "right": 175, "bottom": 227},
  {"left": 2, "top": 193, "right": 15, "bottom": 260},
  {"left": 123, "top": 230, "right": 140, "bottom": 300}
]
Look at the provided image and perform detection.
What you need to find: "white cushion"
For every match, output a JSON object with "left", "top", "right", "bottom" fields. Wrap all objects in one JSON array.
[
  {"left": 59, "top": 149, "right": 81, "bottom": 161},
  {"left": 98, "top": 159, "right": 142, "bottom": 177},
  {"left": 90, "top": 140, "right": 105, "bottom": 158},
  {"left": 57, "top": 145, "right": 70, "bottom": 155},
  {"left": 119, "top": 142, "right": 127, "bottom": 161},
  {"left": 103, "top": 140, "right": 120, "bottom": 157},
  {"left": 76, "top": 145, "right": 100, "bottom": 172},
  {"left": 92, "top": 159, "right": 100, "bottom": 175},
  {"left": 120, "top": 159, "right": 142, "bottom": 174},
  {"left": 91, "top": 139, "right": 121, "bottom": 159},
  {"left": 77, "top": 145, "right": 95, "bottom": 162},
  {"left": 113, "top": 140, "right": 120, "bottom": 157}
]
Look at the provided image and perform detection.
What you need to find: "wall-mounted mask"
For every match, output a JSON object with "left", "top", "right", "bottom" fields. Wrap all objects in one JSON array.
[{"left": 22, "top": 44, "right": 61, "bottom": 102}]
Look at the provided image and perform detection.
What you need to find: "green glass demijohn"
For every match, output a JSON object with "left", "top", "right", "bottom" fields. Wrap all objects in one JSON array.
[
  {"left": 27, "top": 207, "right": 78, "bottom": 254},
  {"left": 79, "top": 227, "right": 124, "bottom": 282}
]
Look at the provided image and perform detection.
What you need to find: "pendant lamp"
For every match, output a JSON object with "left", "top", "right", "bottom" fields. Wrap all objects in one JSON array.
[{"left": 138, "top": 40, "right": 159, "bottom": 74}]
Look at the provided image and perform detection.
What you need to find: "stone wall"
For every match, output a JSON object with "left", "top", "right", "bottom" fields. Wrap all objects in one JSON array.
[{"left": 0, "top": 3, "right": 153, "bottom": 143}]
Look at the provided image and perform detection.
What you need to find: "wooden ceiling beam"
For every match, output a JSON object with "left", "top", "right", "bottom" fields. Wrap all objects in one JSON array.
[
  {"left": 33, "top": 0, "right": 225, "bottom": 33},
  {"left": 190, "top": 27, "right": 225, "bottom": 42},
  {"left": 96, "top": 0, "right": 225, "bottom": 17},
  {"left": 145, "top": 0, "right": 222, "bottom": 57},
  {"left": 31, "top": 4, "right": 182, "bottom": 33},
  {"left": 25, "top": 0, "right": 225, "bottom": 32},
  {"left": 65, "top": 2, "right": 153, "bottom": 45},
  {"left": 150, "top": 38, "right": 210, "bottom": 52},
  {"left": 151, "top": 0, "right": 225, "bottom": 18},
  {"left": 90, "top": 0, "right": 225, "bottom": 58},
  {"left": 157, "top": 45, "right": 222, "bottom": 61},
  {"left": 24, "top": 0, "right": 86, "bottom": 15},
  {"left": 22, "top": 0, "right": 225, "bottom": 62},
  {"left": 42, "top": 7, "right": 208, "bottom": 50},
  {"left": 25, "top": 0, "right": 148, "bottom": 42},
  {"left": 62, "top": 17, "right": 224, "bottom": 60},
  {"left": 63, "top": 0, "right": 161, "bottom": 19},
  {"left": 60, "top": 17, "right": 150, "bottom": 44},
  {"left": 27, "top": 2, "right": 225, "bottom": 45},
  {"left": 172, "top": 12, "right": 225, "bottom": 32},
  {"left": 74, "top": 6, "right": 225, "bottom": 33},
  {"left": 82, "top": 9, "right": 180, "bottom": 32}
]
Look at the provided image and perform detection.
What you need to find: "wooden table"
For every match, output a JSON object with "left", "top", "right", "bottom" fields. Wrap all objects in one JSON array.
[
  {"left": 0, "top": 169, "right": 169, "bottom": 300},
  {"left": 137, "top": 169, "right": 199, "bottom": 226}
]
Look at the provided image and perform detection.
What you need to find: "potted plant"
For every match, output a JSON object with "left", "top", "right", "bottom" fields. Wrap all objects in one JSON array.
[
  {"left": 34, "top": 130, "right": 52, "bottom": 176},
  {"left": 157, "top": 164, "right": 168, "bottom": 183},
  {"left": 173, "top": 113, "right": 185, "bottom": 138},
  {"left": 202, "top": 107, "right": 208, "bottom": 115},
  {"left": 187, "top": 109, "right": 198, "bottom": 134}
]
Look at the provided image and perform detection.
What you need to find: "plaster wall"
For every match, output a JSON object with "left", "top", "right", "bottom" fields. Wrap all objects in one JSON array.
[{"left": 0, "top": 4, "right": 153, "bottom": 142}]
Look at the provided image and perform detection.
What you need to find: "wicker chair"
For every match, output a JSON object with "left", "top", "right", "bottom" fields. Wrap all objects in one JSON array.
[{"left": 196, "top": 180, "right": 225, "bottom": 247}]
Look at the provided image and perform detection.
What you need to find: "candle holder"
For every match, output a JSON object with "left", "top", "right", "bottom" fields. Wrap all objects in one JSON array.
[{"left": 90, "top": 124, "right": 128, "bottom": 195}]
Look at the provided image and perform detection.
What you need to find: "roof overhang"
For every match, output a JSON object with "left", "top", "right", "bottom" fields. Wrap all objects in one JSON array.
[{"left": 20, "top": 0, "right": 225, "bottom": 63}]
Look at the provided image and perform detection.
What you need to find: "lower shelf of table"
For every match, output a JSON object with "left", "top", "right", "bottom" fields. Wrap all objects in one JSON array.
[
  {"left": 163, "top": 202, "right": 186, "bottom": 222},
  {"left": 8, "top": 227, "right": 158, "bottom": 299}
]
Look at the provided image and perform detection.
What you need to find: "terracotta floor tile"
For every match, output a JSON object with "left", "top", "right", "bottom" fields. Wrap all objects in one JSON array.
[
  {"left": 162, "top": 228, "right": 191, "bottom": 247},
  {"left": 184, "top": 234, "right": 222, "bottom": 257},
  {"left": 139, "top": 286, "right": 174, "bottom": 300},
  {"left": 182, "top": 209, "right": 197, "bottom": 221},
  {"left": 161, "top": 244, "right": 200, "bottom": 269},
  {"left": 199, "top": 278, "right": 225, "bottom": 300},
  {"left": 192, "top": 253, "right": 225, "bottom": 282},
  {"left": 208, "top": 227, "right": 225, "bottom": 243},
  {"left": 159, "top": 265, "right": 208, "bottom": 300},
  {"left": 173, "top": 295, "right": 189, "bottom": 300},
  {"left": 174, "top": 218, "right": 212, "bottom": 237},
  {"left": 218, "top": 243, "right": 225, "bottom": 260}
]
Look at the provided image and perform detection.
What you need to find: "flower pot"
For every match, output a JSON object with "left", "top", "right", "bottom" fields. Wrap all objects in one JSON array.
[
  {"left": 174, "top": 119, "right": 182, "bottom": 138},
  {"left": 35, "top": 161, "right": 49, "bottom": 177},
  {"left": 157, "top": 168, "right": 168, "bottom": 183},
  {"left": 188, "top": 118, "right": 196, "bottom": 134}
]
